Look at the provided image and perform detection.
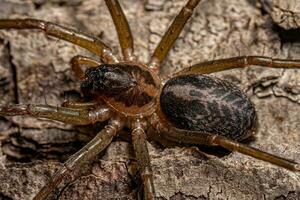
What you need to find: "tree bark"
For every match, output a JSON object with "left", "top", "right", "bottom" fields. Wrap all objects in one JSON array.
[{"left": 0, "top": 0, "right": 299, "bottom": 199}]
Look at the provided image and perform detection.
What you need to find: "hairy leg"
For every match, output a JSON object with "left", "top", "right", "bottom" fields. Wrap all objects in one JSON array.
[
  {"left": 176, "top": 56, "right": 300, "bottom": 75},
  {"left": 70, "top": 55, "right": 101, "bottom": 79},
  {"left": 105, "top": 0, "right": 135, "bottom": 61},
  {"left": 149, "top": 0, "right": 201, "bottom": 72},
  {"left": 0, "top": 19, "right": 119, "bottom": 63},
  {"left": 131, "top": 119, "right": 155, "bottom": 200},
  {"left": 0, "top": 104, "right": 112, "bottom": 125},
  {"left": 33, "top": 116, "right": 124, "bottom": 200}
]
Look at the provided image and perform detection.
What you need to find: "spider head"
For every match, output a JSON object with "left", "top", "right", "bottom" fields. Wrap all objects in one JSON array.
[{"left": 81, "top": 64, "right": 137, "bottom": 95}]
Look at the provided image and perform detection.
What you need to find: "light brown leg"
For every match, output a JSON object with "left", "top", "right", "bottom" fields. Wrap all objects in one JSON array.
[
  {"left": 61, "top": 100, "right": 99, "bottom": 109},
  {"left": 105, "top": 0, "right": 135, "bottom": 61},
  {"left": 131, "top": 119, "right": 155, "bottom": 200},
  {"left": 33, "top": 116, "right": 124, "bottom": 200},
  {"left": 149, "top": 0, "right": 201, "bottom": 72},
  {"left": 0, "top": 19, "right": 119, "bottom": 63},
  {"left": 150, "top": 113, "right": 300, "bottom": 172},
  {"left": 0, "top": 104, "right": 112, "bottom": 125},
  {"left": 176, "top": 56, "right": 300, "bottom": 75},
  {"left": 153, "top": 121, "right": 300, "bottom": 172},
  {"left": 70, "top": 55, "right": 101, "bottom": 79},
  {"left": 210, "top": 135, "right": 300, "bottom": 172}
]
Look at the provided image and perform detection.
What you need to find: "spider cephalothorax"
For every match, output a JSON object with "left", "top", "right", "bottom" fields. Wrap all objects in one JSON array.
[
  {"left": 81, "top": 63, "right": 160, "bottom": 117},
  {"left": 81, "top": 65, "right": 138, "bottom": 94},
  {"left": 0, "top": 0, "right": 299, "bottom": 200}
]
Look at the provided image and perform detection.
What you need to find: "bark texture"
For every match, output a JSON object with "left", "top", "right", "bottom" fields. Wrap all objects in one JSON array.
[
  {"left": 0, "top": 0, "right": 300, "bottom": 199},
  {"left": 259, "top": 0, "right": 300, "bottom": 29}
]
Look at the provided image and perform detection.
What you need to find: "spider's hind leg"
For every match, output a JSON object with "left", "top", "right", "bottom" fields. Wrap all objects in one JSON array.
[{"left": 210, "top": 134, "right": 300, "bottom": 172}]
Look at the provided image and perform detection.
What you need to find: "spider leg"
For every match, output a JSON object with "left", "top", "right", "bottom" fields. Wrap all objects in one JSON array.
[
  {"left": 105, "top": 0, "right": 135, "bottom": 61},
  {"left": 150, "top": 113, "right": 300, "bottom": 172},
  {"left": 0, "top": 19, "right": 119, "bottom": 63},
  {"left": 131, "top": 119, "right": 155, "bottom": 200},
  {"left": 61, "top": 100, "right": 99, "bottom": 109},
  {"left": 33, "top": 116, "right": 124, "bottom": 200},
  {"left": 149, "top": 0, "right": 201, "bottom": 72},
  {"left": 0, "top": 104, "right": 112, "bottom": 125},
  {"left": 70, "top": 55, "right": 101, "bottom": 79},
  {"left": 174, "top": 131, "right": 300, "bottom": 172},
  {"left": 210, "top": 135, "right": 300, "bottom": 172},
  {"left": 176, "top": 56, "right": 300, "bottom": 75}
]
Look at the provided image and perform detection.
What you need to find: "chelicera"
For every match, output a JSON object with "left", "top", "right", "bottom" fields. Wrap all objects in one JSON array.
[{"left": 0, "top": 0, "right": 299, "bottom": 199}]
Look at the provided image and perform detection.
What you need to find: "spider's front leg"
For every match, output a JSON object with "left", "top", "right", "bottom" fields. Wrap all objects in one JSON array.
[
  {"left": 0, "top": 104, "right": 112, "bottom": 125},
  {"left": 33, "top": 115, "right": 124, "bottom": 200},
  {"left": 105, "top": 0, "right": 135, "bottom": 61},
  {"left": 131, "top": 119, "right": 155, "bottom": 200},
  {"left": 0, "top": 19, "right": 119, "bottom": 63},
  {"left": 149, "top": 0, "right": 201, "bottom": 72}
]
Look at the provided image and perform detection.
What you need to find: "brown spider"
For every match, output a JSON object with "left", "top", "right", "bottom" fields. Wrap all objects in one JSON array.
[{"left": 0, "top": 0, "right": 300, "bottom": 199}]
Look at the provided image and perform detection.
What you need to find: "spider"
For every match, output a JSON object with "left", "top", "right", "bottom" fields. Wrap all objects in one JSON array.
[{"left": 0, "top": 0, "right": 300, "bottom": 199}]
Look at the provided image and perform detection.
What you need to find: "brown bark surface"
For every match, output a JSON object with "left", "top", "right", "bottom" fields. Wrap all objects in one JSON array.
[
  {"left": 259, "top": 0, "right": 300, "bottom": 29},
  {"left": 0, "top": 0, "right": 299, "bottom": 199}
]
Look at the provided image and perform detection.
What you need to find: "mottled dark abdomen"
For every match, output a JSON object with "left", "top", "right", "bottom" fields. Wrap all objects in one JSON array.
[{"left": 160, "top": 74, "right": 256, "bottom": 140}]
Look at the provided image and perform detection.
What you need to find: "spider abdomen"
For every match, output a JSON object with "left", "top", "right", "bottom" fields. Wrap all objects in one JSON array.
[{"left": 160, "top": 74, "right": 256, "bottom": 140}]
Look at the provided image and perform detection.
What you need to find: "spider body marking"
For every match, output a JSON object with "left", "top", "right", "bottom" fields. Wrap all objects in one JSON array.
[
  {"left": 0, "top": 0, "right": 300, "bottom": 199},
  {"left": 160, "top": 74, "right": 256, "bottom": 141}
]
